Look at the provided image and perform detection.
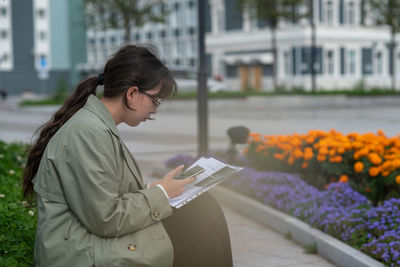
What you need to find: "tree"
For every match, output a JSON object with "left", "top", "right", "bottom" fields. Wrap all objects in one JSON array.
[
  {"left": 238, "top": 0, "right": 308, "bottom": 91},
  {"left": 85, "top": 0, "right": 169, "bottom": 43},
  {"left": 368, "top": 0, "right": 400, "bottom": 90}
]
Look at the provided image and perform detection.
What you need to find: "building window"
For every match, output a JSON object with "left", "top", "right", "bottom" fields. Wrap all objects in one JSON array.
[
  {"left": 225, "top": 0, "right": 243, "bottom": 30},
  {"left": 188, "top": 27, "right": 195, "bottom": 35},
  {"left": 284, "top": 51, "right": 291, "bottom": 75},
  {"left": 225, "top": 65, "right": 238, "bottom": 77},
  {"left": 135, "top": 33, "right": 140, "bottom": 41},
  {"left": 348, "top": 2, "right": 355, "bottom": 25},
  {"left": 174, "top": 28, "right": 180, "bottom": 37},
  {"left": 160, "top": 29, "right": 166, "bottom": 38},
  {"left": 0, "top": 7, "right": 7, "bottom": 17},
  {"left": 327, "top": 50, "right": 334, "bottom": 75},
  {"left": 39, "top": 31, "right": 47, "bottom": 40},
  {"left": 147, "top": 31, "right": 152, "bottom": 39},
  {"left": 188, "top": 1, "right": 194, "bottom": 9},
  {"left": 349, "top": 50, "right": 356, "bottom": 75},
  {"left": 362, "top": 48, "right": 373, "bottom": 75},
  {"left": 189, "top": 58, "right": 196, "bottom": 66},
  {"left": 174, "top": 59, "right": 180, "bottom": 65},
  {"left": 0, "top": 30, "right": 7, "bottom": 39},
  {"left": 325, "top": 0, "right": 334, "bottom": 25},
  {"left": 376, "top": 51, "right": 383, "bottom": 75},
  {"left": 1, "top": 53, "right": 8, "bottom": 63},
  {"left": 37, "top": 8, "right": 46, "bottom": 18},
  {"left": 262, "top": 64, "right": 273, "bottom": 76},
  {"left": 110, "top": 36, "right": 116, "bottom": 43}
]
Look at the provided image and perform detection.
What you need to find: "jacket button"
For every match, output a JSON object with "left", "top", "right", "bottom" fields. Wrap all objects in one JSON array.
[{"left": 128, "top": 243, "right": 136, "bottom": 251}]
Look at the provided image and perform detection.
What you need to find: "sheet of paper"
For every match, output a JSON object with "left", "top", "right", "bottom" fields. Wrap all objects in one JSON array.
[{"left": 168, "top": 157, "right": 242, "bottom": 208}]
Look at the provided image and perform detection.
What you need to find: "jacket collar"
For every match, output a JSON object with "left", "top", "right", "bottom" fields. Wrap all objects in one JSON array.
[
  {"left": 84, "top": 94, "right": 144, "bottom": 188},
  {"left": 84, "top": 94, "right": 120, "bottom": 138}
]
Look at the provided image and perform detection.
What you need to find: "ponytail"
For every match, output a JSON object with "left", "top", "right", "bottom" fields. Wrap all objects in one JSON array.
[{"left": 22, "top": 77, "right": 98, "bottom": 200}]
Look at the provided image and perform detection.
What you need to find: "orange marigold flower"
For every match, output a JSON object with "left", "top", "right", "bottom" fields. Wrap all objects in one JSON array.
[
  {"left": 369, "top": 166, "right": 380, "bottom": 177},
  {"left": 301, "top": 162, "right": 308, "bottom": 169},
  {"left": 354, "top": 162, "right": 364, "bottom": 173},
  {"left": 337, "top": 147, "right": 345, "bottom": 154},
  {"left": 339, "top": 174, "right": 348, "bottom": 183},
  {"left": 294, "top": 149, "right": 303, "bottom": 159},
  {"left": 334, "top": 156, "right": 342, "bottom": 163},
  {"left": 243, "top": 148, "right": 249, "bottom": 154},
  {"left": 319, "top": 147, "right": 328, "bottom": 155},
  {"left": 317, "top": 154, "right": 326, "bottom": 162},
  {"left": 368, "top": 153, "right": 382, "bottom": 165},
  {"left": 377, "top": 129, "right": 385, "bottom": 137},
  {"left": 396, "top": 175, "right": 400, "bottom": 185},
  {"left": 288, "top": 156, "right": 295, "bottom": 165},
  {"left": 329, "top": 149, "right": 336, "bottom": 156},
  {"left": 306, "top": 137, "right": 315, "bottom": 144},
  {"left": 365, "top": 187, "right": 372, "bottom": 192},
  {"left": 274, "top": 153, "right": 284, "bottom": 160},
  {"left": 303, "top": 151, "right": 314, "bottom": 161}
]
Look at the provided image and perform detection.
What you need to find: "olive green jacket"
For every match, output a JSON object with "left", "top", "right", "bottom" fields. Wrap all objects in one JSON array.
[{"left": 33, "top": 95, "right": 174, "bottom": 266}]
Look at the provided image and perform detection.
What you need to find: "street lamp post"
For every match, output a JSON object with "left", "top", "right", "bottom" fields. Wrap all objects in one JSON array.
[
  {"left": 310, "top": 0, "right": 316, "bottom": 92},
  {"left": 197, "top": 0, "right": 208, "bottom": 156}
]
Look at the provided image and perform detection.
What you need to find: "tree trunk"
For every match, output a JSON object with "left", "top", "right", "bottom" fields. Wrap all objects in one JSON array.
[
  {"left": 391, "top": 31, "right": 397, "bottom": 90},
  {"left": 271, "top": 27, "right": 278, "bottom": 91},
  {"left": 123, "top": 14, "right": 131, "bottom": 44}
]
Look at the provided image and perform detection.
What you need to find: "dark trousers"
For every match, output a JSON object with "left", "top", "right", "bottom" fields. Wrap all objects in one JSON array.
[{"left": 162, "top": 192, "right": 233, "bottom": 267}]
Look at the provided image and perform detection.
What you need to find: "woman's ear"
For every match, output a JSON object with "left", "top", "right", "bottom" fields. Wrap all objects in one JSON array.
[{"left": 126, "top": 86, "right": 139, "bottom": 103}]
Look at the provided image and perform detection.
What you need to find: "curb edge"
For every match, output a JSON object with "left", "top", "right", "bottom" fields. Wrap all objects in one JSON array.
[{"left": 210, "top": 186, "right": 384, "bottom": 267}]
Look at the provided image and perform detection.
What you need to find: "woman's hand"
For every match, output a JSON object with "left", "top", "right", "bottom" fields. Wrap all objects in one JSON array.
[{"left": 149, "top": 165, "right": 197, "bottom": 198}]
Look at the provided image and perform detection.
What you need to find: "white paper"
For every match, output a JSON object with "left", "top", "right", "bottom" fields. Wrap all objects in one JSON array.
[{"left": 168, "top": 157, "right": 243, "bottom": 208}]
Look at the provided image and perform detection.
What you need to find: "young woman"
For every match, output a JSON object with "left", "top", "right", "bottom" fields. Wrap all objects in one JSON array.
[{"left": 23, "top": 45, "right": 233, "bottom": 267}]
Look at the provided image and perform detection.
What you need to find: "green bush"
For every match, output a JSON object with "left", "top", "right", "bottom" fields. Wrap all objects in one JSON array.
[
  {"left": 0, "top": 141, "right": 36, "bottom": 267},
  {"left": 52, "top": 76, "right": 69, "bottom": 101}
]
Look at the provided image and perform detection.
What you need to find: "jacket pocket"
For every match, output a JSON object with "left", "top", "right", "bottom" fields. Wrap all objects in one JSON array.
[{"left": 63, "top": 218, "right": 74, "bottom": 240}]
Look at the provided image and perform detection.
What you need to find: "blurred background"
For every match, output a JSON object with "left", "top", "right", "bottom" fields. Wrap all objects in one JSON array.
[{"left": 1, "top": 0, "right": 400, "bottom": 98}]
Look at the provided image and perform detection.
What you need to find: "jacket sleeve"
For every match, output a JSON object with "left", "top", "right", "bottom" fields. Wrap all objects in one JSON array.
[{"left": 55, "top": 126, "right": 173, "bottom": 238}]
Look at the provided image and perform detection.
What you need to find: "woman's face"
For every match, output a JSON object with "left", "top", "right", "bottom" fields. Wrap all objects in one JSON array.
[{"left": 122, "top": 84, "right": 162, "bottom": 127}]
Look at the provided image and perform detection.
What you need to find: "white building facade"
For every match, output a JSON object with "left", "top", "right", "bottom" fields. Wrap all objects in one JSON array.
[
  {"left": 207, "top": 0, "right": 400, "bottom": 91},
  {"left": 84, "top": 0, "right": 199, "bottom": 78},
  {"left": 84, "top": 0, "right": 400, "bottom": 91}
]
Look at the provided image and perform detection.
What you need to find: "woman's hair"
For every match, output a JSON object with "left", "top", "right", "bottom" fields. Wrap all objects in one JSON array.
[{"left": 22, "top": 45, "right": 177, "bottom": 199}]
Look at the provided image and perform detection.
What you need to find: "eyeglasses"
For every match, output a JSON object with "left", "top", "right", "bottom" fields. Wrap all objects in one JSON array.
[{"left": 139, "top": 90, "right": 163, "bottom": 108}]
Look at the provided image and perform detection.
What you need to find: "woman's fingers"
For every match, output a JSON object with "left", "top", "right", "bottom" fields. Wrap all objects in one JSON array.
[
  {"left": 166, "top": 165, "right": 185, "bottom": 180},
  {"left": 178, "top": 176, "right": 197, "bottom": 185}
]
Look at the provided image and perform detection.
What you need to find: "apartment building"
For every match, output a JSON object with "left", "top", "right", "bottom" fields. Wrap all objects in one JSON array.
[
  {"left": 83, "top": 0, "right": 398, "bottom": 91},
  {"left": 0, "top": 0, "right": 86, "bottom": 95},
  {"left": 207, "top": 0, "right": 398, "bottom": 91}
]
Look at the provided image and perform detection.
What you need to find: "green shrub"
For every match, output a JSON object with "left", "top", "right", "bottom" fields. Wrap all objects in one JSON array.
[
  {"left": 52, "top": 76, "right": 69, "bottom": 101},
  {"left": 0, "top": 141, "right": 36, "bottom": 267}
]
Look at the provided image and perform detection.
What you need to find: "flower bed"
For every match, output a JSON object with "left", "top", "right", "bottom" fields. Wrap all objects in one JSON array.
[
  {"left": 0, "top": 141, "right": 36, "bottom": 266},
  {"left": 245, "top": 130, "right": 400, "bottom": 205},
  {"left": 166, "top": 153, "right": 400, "bottom": 266}
]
